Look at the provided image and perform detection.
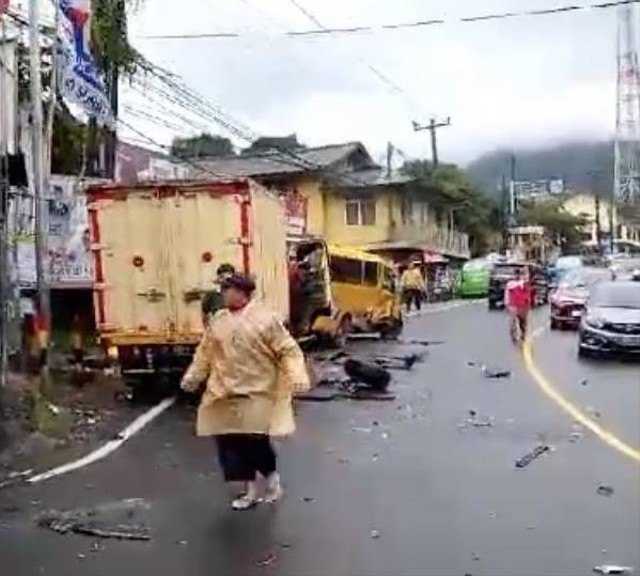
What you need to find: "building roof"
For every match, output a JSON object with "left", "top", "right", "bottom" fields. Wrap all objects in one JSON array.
[{"left": 190, "top": 142, "right": 379, "bottom": 179}]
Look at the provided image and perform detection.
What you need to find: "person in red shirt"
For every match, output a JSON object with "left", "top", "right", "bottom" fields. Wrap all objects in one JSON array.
[{"left": 504, "top": 268, "right": 532, "bottom": 344}]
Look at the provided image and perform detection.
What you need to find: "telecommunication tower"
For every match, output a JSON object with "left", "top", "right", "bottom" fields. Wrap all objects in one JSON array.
[{"left": 615, "top": 4, "right": 640, "bottom": 204}]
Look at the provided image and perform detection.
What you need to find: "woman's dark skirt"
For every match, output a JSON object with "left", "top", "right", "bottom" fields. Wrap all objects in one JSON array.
[{"left": 215, "top": 434, "right": 277, "bottom": 482}]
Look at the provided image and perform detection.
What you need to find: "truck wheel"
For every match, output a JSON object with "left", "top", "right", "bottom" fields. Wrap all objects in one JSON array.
[
  {"left": 488, "top": 300, "right": 496, "bottom": 310},
  {"left": 550, "top": 318, "right": 558, "bottom": 330},
  {"left": 344, "top": 359, "right": 391, "bottom": 391}
]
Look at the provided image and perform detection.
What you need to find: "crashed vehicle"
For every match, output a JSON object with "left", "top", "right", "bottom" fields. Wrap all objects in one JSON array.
[
  {"left": 287, "top": 237, "right": 350, "bottom": 342},
  {"left": 578, "top": 280, "right": 640, "bottom": 358},
  {"left": 328, "top": 245, "right": 403, "bottom": 338},
  {"left": 549, "top": 268, "right": 612, "bottom": 330},
  {"left": 86, "top": 179, "right": 291, "bottom": 391}
]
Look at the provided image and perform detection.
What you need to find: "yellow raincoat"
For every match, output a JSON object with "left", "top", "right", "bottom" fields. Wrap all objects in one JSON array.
[
  {"left": 401, "top": 268, "right": 424, "bottom": 291},
  {"left": 181, "top": 300, "right": 310, "bottom": 437}
]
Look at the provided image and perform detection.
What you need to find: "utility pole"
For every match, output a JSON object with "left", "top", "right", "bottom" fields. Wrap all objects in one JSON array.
[
  {"left": 0, "top": 14, "right": 9, "bottom": 388},
  {"left": 588, "top": 170, "right": 603, "bottom": 254},
  {"left": 412, "top": 117, "right": 451, "bottom": 167},
  {"left": 29, "top": 0, "right": 50, "bottom": 367}
]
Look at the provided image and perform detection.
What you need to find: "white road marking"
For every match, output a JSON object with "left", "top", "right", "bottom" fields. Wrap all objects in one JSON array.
[{"left": 27, "top": 396, "right": 177, "bottom": 484}]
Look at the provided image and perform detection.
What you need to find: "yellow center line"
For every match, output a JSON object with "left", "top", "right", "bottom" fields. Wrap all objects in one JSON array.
[{"left": 523, "top": 328, "right": 640, "bottom": 464}]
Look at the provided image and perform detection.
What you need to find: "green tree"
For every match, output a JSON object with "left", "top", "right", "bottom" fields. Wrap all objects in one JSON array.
[
  {"left": 517, "top": 198, "right": 590, "bottom": 252},
  {"left": 402, "top": 160, "right": 500, "bottom": 256},
  {"left": 171, "top": 134, "right": 234, "bottom": 159}
]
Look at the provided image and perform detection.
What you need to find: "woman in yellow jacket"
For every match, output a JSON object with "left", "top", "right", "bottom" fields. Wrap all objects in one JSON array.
[{"left": 181, "top": 274, "right": 310, "bottom": 510}]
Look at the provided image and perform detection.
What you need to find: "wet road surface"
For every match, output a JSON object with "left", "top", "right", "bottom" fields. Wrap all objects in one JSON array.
[{"left": 1, "top": 301, "right": 639, "bottom": 576}]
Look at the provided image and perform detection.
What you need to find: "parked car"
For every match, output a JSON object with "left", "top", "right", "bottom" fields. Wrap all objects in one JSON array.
[
  {"left": 549, "top": 268, "right": 611, "bottom": 330},
  {"left": 458, "top": 259, "right": 491, "bottom": 298},
  {"left": 578, "top": 280, "right": 640, "bottom": 358},
  {"left": 488, "top": 262, "right": 549, "bottom": 310}
]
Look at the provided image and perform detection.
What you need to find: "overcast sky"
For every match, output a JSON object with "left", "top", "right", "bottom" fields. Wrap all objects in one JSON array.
[{"left": 123, "top": 0, "right": 622, "bottom": 166}]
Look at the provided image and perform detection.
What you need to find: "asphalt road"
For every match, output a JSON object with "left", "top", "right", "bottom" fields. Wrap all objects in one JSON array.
[{"left": 1, "top": 300, "right": 639, "bottom": 576}]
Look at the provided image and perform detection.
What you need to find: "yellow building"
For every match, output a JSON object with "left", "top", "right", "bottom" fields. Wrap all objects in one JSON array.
[
  {"left": 190, "top": 141, "right": 470, "bottom": 261},
  {"left": 562, "top": 192, "right": 640, "bottom": 245}
]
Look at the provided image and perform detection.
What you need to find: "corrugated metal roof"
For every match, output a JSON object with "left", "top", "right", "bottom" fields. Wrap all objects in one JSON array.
[{"left": 189, "top": 142, "right": 377, "bottom": 178}]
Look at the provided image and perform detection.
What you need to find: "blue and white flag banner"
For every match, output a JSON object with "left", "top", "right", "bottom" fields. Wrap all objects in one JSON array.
[{"left": 58, "top": 0, "right": 113, "bottom": 124}]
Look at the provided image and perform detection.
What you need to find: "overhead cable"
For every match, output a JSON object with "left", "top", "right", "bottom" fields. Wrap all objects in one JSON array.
[{"left": 141, "top": 0, "right": 639, "bottom": 39}]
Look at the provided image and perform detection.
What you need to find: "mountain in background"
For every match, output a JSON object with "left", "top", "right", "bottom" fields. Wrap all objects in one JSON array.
[{"left": 466, "top": 141, "right": 614, "bottom": 201}]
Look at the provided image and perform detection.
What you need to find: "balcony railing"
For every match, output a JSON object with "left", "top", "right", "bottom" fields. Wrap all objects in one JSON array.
[{"left": 390, "top": 223, "right": 470, "bottom": 258}]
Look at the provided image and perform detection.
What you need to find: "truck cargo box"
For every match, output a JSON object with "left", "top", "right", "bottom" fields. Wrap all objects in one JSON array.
[{"left": 86, "top": 179, "right": 289, "bottom": 350}]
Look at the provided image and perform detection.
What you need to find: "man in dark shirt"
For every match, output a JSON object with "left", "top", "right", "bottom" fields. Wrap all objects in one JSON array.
[{"left": 201, "top": 263, "right": 236, "bottom": 327}]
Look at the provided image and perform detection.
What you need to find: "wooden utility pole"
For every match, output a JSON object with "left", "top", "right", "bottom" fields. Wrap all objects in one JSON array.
[
  {"left": 29, "top": 0, "right": 50, "bottom": 366},
  {"left": 412, "top": 118, "right": 451, "bottom": 167}
]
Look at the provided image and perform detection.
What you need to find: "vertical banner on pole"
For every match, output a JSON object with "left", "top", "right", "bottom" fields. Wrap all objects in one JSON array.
[{"left": 58, "top": 0, "right": 112, "bottom": 123}]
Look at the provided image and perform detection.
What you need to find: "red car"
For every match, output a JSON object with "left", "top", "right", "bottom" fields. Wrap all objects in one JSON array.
[{"left": 549, "top": 268, "right": 611, "bottom": 330}]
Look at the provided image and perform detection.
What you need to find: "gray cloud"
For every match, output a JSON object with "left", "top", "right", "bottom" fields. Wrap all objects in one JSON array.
[{"left": 126, "top": 0, "right": 622, "bottom": 165}]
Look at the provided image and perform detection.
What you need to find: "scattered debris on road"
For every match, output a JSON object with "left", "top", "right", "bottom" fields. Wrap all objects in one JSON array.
[
  {"left": 596, "top": 485, "right": 615, "bottom": 497},
  {"left": 0, "top": 469, "right": 33, "bottom": 490},
  {"left": 580, "top": 378, "right": 589, "bottom": 386},
  {"left": 38, "top": 498, "right": 152, "bottom": 541},
  {"left": 593, "top": 565, "right": 635, "bottom": 575},
  {"left": 256, "top": 552, "right": 278, "bottom": 567},
  {"left": 515, "top": 445, "right": 550, "bottom": 469},
  {"left": 482, "top": 366, "right": 511, "bottom": 379},
  {"left": 458, "top": 411, "right": 494, "bottom": 429},
  {"left": 370, "top": 529, "right": 381, "bottom": 539}
]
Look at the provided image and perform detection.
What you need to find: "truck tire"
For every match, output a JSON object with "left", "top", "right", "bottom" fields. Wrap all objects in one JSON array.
[{"left": 344, "top": 359, "right": 391, "bottom": 391}]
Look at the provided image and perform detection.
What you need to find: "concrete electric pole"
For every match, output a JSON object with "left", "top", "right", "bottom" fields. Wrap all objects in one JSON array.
[
  {"left": 412, "top": 118, "right": 451, "bottom": 167},
  {"left": 29, "top": 0, "right": 50, "bottom": 366}
]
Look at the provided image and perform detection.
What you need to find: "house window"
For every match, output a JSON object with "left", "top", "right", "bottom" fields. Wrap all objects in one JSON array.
[{"left": 346, "top": 199, "right": 376, "bottom": 226}]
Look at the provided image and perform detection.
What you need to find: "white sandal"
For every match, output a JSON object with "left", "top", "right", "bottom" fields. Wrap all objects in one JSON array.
[
  {"left": 231, "top": 482, "right": 260, "bottom": 511},
  {"left": 263, "top": 473, "right": 284, "bottom": 504}
]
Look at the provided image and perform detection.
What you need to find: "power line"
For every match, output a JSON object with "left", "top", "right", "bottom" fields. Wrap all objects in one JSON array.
[
  {"left": 285, "top": 0, "right": 407, "bottom": 96},
  {"left": 140, "top": 0, "right": 638, "bottom": 40}
]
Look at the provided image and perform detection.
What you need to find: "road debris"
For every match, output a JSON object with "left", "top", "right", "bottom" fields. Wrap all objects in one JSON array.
[
  {"left": 301, "top": 497, "right": 315, "bottom": 503},
  {"left": 38, "top": 498, "right": 152, "bottom": 541},
  {"left": 256, "top": 552, "right": 278, "bottom": 567},
  {"left": 580, "top": 378, "right": 589, "bottom": 386},
  {"left": 370, "top": 529, "right": 381, "bottom": 539},
  {"left": 459, "top": 411, "right": 494, "bottom": 429},
  {"left": 596, "top": 485, "right": 615, "bottom": 497},
  {"left": 295, "top": 389, "right": 339, "bottom": 402},
  {"left": 77, "top": 553, "right": 86, "bottom": 560},
  {"left": 344, "top": 359, "right": 391, "bottom": 390},
  {"left": 0, "top": 469, "right": 34, "bottom": 490},
  {"left": 482, "top": 366, "right": 511, "bottom": 379},
  {"left": 593, "top": 566, "right": 634, "bottom": 575},
  {"left": 398, "top": 338, "right": 445, "bottom": 347},
  {"left": 515, "top": 445, "right": 550, "bottom": 469},
  {"left": 352, "top": 427, "right": 373, "bottom": 434},
  {"left": 569, "top": 431, "right": 584, "bottom": 443}
]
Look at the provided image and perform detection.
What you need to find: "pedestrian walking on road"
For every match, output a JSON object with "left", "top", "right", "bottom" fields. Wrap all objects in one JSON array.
[
  {"left": 181, "top": 273, "right": 310, "bottom": 511},
  {"left": 505, "top": 268, "right": 532, "bottom": 345},
  {"left": 401, "top": 262, "right": 425, "bottom": 313}
]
